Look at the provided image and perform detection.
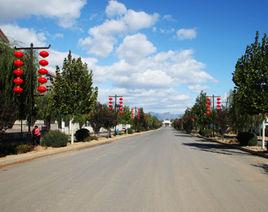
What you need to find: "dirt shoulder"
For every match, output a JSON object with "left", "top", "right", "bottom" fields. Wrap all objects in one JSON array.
[
  {"left": 0, "top": 130, "right": 155, "bottom": 169},
  {"left": 193, "top": 133, "right": 268, "bottom": 159}
]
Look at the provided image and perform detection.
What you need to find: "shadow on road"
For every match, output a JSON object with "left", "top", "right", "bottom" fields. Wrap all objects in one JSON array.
[
  {"left": 252, "top": 163, "right": 268, "bottom": 175},
  {"left": 174, "top": 134, "right": 193, "bottom": 138},
  {"left": 183, "top": 142, "right": 250, "bottom": 156}
]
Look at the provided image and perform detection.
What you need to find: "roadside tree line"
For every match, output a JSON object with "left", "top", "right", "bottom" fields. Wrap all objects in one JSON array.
[
  {"left": 0, "top": 41, "right": 162, "bottom": 154},
  {"left": 173, "top": 32, "right": 268, "bottom": 147}
]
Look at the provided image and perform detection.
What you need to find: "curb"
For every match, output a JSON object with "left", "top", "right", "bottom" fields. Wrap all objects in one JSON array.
[
  {"left": 0, "top": 130, "right": 156, "bottom": 169},
  {"left": 195, "top": 134, "right": 268, "bottom": 159}
]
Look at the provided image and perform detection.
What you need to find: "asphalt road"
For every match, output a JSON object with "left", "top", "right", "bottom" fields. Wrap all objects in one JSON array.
[{"left": 1, "top": 127, "right": 268, "bottom": 212}]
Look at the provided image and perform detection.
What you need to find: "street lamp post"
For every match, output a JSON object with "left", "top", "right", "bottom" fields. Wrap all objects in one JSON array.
[{"left": 15, "top": 43, "right": 51, "bottom": 133}]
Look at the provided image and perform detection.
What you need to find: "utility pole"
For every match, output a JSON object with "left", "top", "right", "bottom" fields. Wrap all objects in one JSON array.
[{"left": 15, "top": 43, "right": 50, "bottom": 133}]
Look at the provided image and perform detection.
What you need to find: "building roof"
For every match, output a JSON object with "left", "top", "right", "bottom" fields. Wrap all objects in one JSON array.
[{"left": 0, "top": 28, "right": 9, "bottom": 43}]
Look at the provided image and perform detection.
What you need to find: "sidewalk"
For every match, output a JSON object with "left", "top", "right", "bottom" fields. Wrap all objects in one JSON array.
[{"left": 0, "top": 130, "right": 154, "bottom": 169}]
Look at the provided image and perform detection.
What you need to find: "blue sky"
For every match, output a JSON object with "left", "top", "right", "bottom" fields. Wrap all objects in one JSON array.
[{"left": 0, "top": 0, "right": 267, "bottom": 113}]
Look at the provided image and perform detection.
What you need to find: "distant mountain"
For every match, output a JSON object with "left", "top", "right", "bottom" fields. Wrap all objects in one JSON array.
[{"left": 149, "top": 112, "right": 181, "bottom": 121}]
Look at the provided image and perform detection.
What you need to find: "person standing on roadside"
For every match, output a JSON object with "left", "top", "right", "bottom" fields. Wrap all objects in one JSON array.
[{"left": 32, "top": 125, "right": 41, "bottom": 145}]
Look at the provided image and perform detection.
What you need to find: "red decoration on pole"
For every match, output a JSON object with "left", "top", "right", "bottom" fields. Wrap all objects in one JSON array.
[
  {"left": 39, "top": 51, "right": 49, "bottom": 58},
  {"left": 206, "top": 97, "right": 211, "bottom": 115},
  {"left": 14, "top": 51, "right": 24, "bottom": 58},
  {"left": 38, "top": 76, "right": 47, "bottom": 84},
  {"left": 13, "top": 86, "right": 23, "bottom": 94},
  {"left": 37, "top": 85, "right": 47, "bottom": 93},
  {"left": 137, "top": 108, "right": 141, "bottom": 120},
  {"left": 216, "top": 97, "right": 221, "bottom": 111},
  {"left": 14, "top": 60, "right": 24, "bottom": 67},
  {"left": 119, "top": 97, "right": 123, "bottom": 101},
  {"left": 131, "top": 108, "right": 135, "bottom": 119},
  {"left": 38, "top": 68, "right": 48, "bottom": 75},
  {"left": 39, "top": 59, "right": 48, "bottom": 66},
  {"left": 13, "top": 69, "right": 24, "bottom": 76},
  {"left": 13, "top": 77, "right": 23, "bottom": 85}
]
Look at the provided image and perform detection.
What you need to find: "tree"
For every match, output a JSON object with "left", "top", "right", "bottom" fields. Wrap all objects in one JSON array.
[
  {"left": 233, "top": 31, "right": 268, "bottom": 116},
  {"left": 0, "top": 41, "right": 38, "bottom": 133},
  {"left": 89, "top": 103, "right": 117, "bottom": 137},
  {"left": 52, "top": 51, "right": 98, "bottom": 143}
]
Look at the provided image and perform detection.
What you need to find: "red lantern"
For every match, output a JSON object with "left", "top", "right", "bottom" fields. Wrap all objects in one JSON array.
[
  {"left": 131, "top": 108, "right": 135, "bottom": 119},
  {"left": 38, "top": 76, "right": 47, "bottom": 84},
  {"left": 14, "top": 60, "right": 24, "bottom": 67},
  {"left": 109, "top": 107, "right": 113, "bottom": 110},
  {"left": 38, "top": 68, "right": 48, "bottom": 75},
  {"left": 119, "top": 101, "right": 123, "bottom": 105},
  {"left": 39, "top": 51, "right": 49, "bottom": 58},
  {"left": 119, "top": 107, "right": 123, "bottom": 111},
  {"left": 13, "top": 77, "right": 23, "bottom": 85},
  {"left": 109, "top": 97, "right": 113, "bottom": 100},
  {"left": 216, "top": 97, "right": 221, "bottom": 110},
  {"left": 119, "top": 97, "right": 123, "bottom": 101},
  {"left": 13, "top": 69, "right": 24, "bottom": 76},
  {"left": 37, "top": 85, "right": 47, "bottom": 93},
  {"left": 14, "top": 51, "right": 24, "bottom": 58},
  {"left": 137, "top": 108, "right": 141, "bottom": 120},
  {"left": 39, "top": 60, "right": 49, "bottom": 66},
  {"left": 13, "top": 86, "right": 23, "bottom": 94}
]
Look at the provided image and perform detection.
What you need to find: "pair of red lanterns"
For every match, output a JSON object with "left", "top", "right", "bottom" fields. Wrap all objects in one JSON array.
[
  {"left": 13, "top": 50, "right": 49, "bottom": 94},
  {"left": 108, "top": 96, "right": 124, "bottom": 112},
  {"left": 131, "top": 108, "right": 141, "bottom": 120},
  {"left": 205, "top": 96, "right": 221, "bottom": 116}
]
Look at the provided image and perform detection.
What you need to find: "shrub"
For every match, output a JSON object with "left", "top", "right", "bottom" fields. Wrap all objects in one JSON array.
[
  {"left": 0, "top": 143, "right": 16, "bottom": 157},
  {"left": 16, "top": 144, "right": 34, "bottom": 154},
  {"left": 199, "top": 129, "right": 213, "bottom": 137},
  {"left": 41, "top": 130, "right": 68, "bottom": 148},
  {"left": 75, "top": 128, "right": 90, "bottom": 142},
  {"left": 128, "top": 128, "right": 133, "bottom": 134},
  {"left": 237, "top": 132, "right": 258, "bottom": 146}
]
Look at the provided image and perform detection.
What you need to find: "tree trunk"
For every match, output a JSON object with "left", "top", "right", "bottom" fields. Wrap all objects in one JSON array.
[{"left": 70, "top": 117, "right": 74, "bottom": 144}]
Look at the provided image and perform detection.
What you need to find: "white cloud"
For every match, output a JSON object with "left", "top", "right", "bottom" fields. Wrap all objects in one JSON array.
[
  {"left": 0, "top": 0, "right": 86, "bottom": 28},
  {"left": 105, "top": 0, "right": 127, "bottom": 18},
  {"left": 163, "top": 14, "right": 177, "bottom": 22},
  {"left": 0, "top": 24, "right": 46, "bottom": 46},
  {"left": 123, "top": 10, "right": 159, "bottom": 31},
  {"left": 176, "top": 28, "right": 197, "bottom": 40},
  {"left": 79, "top": 1, "right": 159, "bottom": 58},
  {"left": 116, "top": 33, "right": 156, "bottom": 63}
]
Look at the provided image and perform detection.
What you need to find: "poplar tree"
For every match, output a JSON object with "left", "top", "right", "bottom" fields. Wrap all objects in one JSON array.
[
  {"left": 233, "top": 32, "right": 268, "bottom": 116},
  {"left": 52, "top": 51, "right": 98, "bottom": 143}
]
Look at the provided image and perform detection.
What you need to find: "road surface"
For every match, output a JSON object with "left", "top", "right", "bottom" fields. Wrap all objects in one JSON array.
[{"left": 0, "top": 127, "right": 268, "bottom": 212}]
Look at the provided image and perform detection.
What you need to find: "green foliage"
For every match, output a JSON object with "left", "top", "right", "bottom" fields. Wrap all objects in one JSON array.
[
  {"left": 233, "top": 32, "right": 268, "bottom": 115},
  {"left": 0, "top": 41, "right": 38, "bottom": 131},
  {"left": 237, "top": 132, "right": 258, "bottom": 146},
  {"left": 90, "top": 103, "right": 118, "bottom": 134},
  {"left": 52, "top": 51, "right": 98, "bottom": 118},
  {"left": 41, "top": 130, "right": 69, "bottom": 147},
  {"left": 74, "top": 128, "right": 90, "bottom": 142},
  {"left": 16, "top": 144, "right": 34, "bottom": 154},
  {"left": 229, "top": 90, "right": 262, "bottom": 132}
]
